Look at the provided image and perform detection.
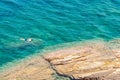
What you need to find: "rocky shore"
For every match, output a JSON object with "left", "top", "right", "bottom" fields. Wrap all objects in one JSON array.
[{"left": 0, "top": 40, "right": 120, "bottom": 80}]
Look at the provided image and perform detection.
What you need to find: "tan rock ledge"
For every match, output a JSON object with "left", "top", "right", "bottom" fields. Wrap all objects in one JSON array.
[
  {"left": 0, "top": 39, "right": 120, "bottom": 80},
  {"left": 44, "top": 40, "right": 120, "bottom": 80},
  {"left": 0, "top": 57, "right": 55, "bottom": 80}
]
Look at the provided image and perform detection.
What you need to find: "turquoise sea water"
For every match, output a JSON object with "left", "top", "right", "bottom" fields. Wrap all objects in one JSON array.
[{"left": 0, "top": 0, "right": 120, "bottom": 67}]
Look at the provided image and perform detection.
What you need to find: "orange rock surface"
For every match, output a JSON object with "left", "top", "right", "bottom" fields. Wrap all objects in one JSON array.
[
  {"left": 44, "top": 40, "right": 120, "bottom": 80},
  {"left": 0, "top": 57, "right": 55, "bottom": 80},
  {"left": 0, "top": 40, "right": 120, "bottom": 80}
]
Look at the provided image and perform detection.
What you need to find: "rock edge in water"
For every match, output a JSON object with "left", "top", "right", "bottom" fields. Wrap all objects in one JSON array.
[{"left": 0, "top": 39, "right": 120, "bottom": 80}]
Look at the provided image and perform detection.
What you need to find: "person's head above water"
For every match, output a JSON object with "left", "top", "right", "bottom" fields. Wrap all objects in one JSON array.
[{"left": 20, "top": 38, "right": 32, "bottom": 42}]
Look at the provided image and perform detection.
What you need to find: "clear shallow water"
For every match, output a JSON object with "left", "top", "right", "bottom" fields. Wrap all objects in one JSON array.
[{"left": 0, "top": 0, "right": 120, "bottom": 67}]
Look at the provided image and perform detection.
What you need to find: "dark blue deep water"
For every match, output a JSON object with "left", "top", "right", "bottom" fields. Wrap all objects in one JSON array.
[{"left": 0, "top": 0, "right": 120, "bottom": 67}]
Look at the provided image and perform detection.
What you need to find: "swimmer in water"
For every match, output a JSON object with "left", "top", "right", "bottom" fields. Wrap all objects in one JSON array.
[{"left": 20, "top": 38, "right": 32, "bottom": 42}]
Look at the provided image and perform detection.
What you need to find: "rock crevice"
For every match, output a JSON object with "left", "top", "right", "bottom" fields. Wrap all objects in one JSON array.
[
  {"left": 1, "top": 40, "right": 120, "bottom": 80},
  {"left": 44, "top": 41, "right": 120, "bottom": 80}
]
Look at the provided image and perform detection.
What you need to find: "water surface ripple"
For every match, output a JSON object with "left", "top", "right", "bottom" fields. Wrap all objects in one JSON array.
[{"left": 0, "top": 0, "right": 120, "bottom": 66}]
